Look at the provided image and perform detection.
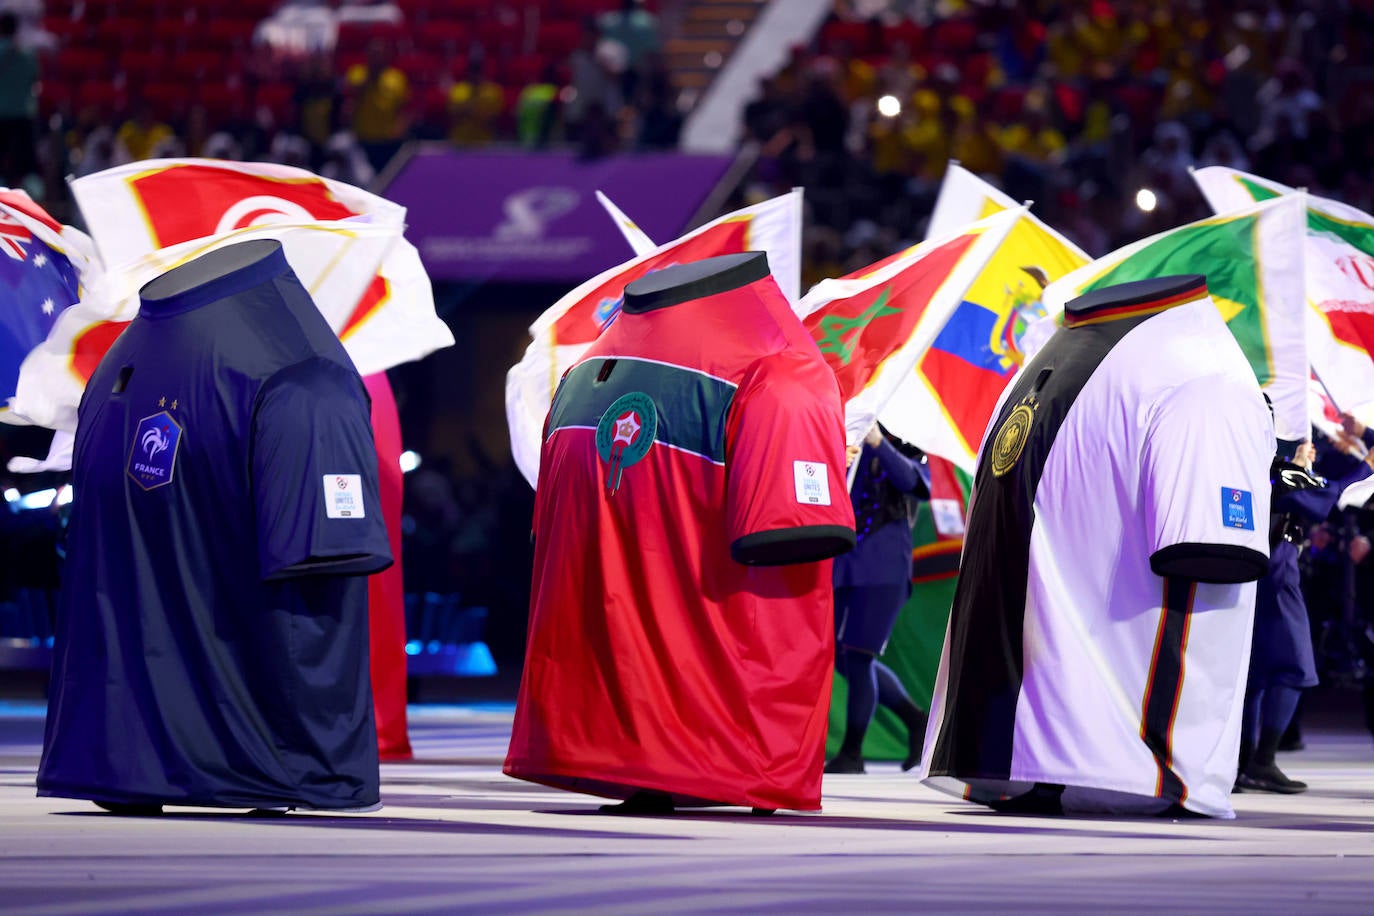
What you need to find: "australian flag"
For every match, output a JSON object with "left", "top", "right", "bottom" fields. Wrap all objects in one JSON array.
[{"left": 0, "top": 194, "right": 82, "bottom": 411}]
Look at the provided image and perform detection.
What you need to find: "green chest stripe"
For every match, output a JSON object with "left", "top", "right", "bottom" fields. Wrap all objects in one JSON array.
[{"left": 548, "top": 356, "right": 738, "bottom": 464}]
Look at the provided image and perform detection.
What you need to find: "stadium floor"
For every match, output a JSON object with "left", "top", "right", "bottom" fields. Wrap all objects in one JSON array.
[{"left": 2, "top": 700, "right": 1373, "bottom": 914}]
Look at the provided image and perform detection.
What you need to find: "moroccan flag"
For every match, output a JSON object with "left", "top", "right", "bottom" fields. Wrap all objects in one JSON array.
[
  {"left": 12, "top": 219, "right": 401, "bottom": 433},
  {"left": 796, "top": 208, "right": 1024, "bottom": 445},
  {"left": 0, "top": 191, "right": 85, "bottom": 424},
  {"left": 70, "top": 159, "right": 453, "bottom": 377},
  {"left": 1195, "top": 166, "right": 1374, "bottom": 417},
  {"left": 1041, "top": 194, "right": 1310, "bottom": 440},
  {"left": 878, "top": 164, "right": 1089, "bottom": 472},
  {"left": 506, "top": 190, "right": 803, "bottom": 487}
]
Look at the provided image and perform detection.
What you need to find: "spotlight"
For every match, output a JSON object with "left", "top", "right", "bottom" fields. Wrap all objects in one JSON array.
[
  {"left": 399, "top": 450, "right": 422, "bottom": 473},
  {"left": 3, "top": 488, "right": 17, "bottom": 503},
  {"left": 17, "top": 488, "right": 56, "bottom": 510},
  {"left": 1135, "top": 188, "right": 1158, "bottom": 212},
  {"left": 877, "top": 94, "right": 901, "bottom": 118}
]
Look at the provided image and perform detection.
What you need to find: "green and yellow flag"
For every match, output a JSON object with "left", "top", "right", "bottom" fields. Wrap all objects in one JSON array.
[
  {"left": 1194, "top": 166, "right": 1374, "bottom": 419},
  {"left": 1039, "top": 194, "right": 1309, "bottom": 439}
]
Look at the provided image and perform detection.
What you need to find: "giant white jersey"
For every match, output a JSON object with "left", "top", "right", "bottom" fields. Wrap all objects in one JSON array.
[{"left": 920, "top": 278, "right": 1272, "bottom": 818}]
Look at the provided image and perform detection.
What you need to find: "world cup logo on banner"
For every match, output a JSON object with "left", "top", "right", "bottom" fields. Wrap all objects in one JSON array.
[{"left": 595, "top": 392, "right": 658, "bottom": 495}]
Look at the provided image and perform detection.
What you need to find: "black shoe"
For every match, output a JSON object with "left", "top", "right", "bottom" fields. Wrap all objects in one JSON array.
[
  {"left": 902, "top": 724, "right": 926, "bottom": 772},
  {"left": 1236, "top": 762, "right": 1308, "bottom": 794},
  {"left": 988, "top": 783, "right": 1065, "bottom": 816},
  {"left": 94, "top": 801, "right": 163, "bottom": 816},
  {"left": 823, "top": 753, "right": 865, "bottom": 774},
  {"left": 598, "top": 790, "right": 675, "bottom": 815}
]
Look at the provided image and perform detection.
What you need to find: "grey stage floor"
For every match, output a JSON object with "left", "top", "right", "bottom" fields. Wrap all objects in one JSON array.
[{"left": 3, "top": 701, "right": 1374, "bottom": 914}]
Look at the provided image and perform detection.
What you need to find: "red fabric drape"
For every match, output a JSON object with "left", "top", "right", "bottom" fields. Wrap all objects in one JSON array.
[{"left": 364, "top": 372, "right": 413, "bottom": 761}]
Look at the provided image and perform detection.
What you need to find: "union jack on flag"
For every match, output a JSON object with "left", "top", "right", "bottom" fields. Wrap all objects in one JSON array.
[{"left": 0, "top": 197, "right": 82, "bottom": 416}]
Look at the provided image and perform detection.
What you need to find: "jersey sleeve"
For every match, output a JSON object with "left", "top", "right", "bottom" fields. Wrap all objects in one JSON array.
[
  {"left": 251, "top": 357, "right": 394, "bottom": 581},
  {"left": 725, "top": 350, "right": 856, "bottom": 565},
  {"left": 1142, "top": 373, "right": 1271, "bottom": 584}
]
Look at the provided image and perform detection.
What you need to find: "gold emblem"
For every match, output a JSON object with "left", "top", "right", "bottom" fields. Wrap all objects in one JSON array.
[{"left": 990, "top": 395, "right": 1038, "bottom": 478}]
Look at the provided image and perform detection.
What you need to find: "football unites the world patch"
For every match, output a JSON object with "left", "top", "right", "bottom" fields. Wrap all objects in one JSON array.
[
  {"left": 793, "top": 460, "right": 832, "bottom": 506},
  {"left": 324, "top": 474, "right": 366, "bottom": 518},
  {"left": 1221, "top": 487, "right": 1255, "bottom": 530},
  {"left": 126, "top": 410, "right": 183, "bottom": 491},
  {"left": 596, "top": 391, "right": 658, "bottom": 494}
]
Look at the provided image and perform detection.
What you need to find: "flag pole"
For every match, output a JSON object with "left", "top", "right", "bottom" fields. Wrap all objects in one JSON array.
[{"left": 1311, "top": 366, "right": 1342, "bottom": 414}]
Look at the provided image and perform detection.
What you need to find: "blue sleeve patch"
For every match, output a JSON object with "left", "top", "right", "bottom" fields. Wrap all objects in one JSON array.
[{"left": 1222, "top": 487, "right": 1255, "bottom": 530}]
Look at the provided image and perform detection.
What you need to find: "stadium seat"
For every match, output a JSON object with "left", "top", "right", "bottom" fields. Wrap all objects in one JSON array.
[
  {"left": 502, "top": 53, "right": 549, "bottom": 87},
  {"left": 475, "top": 20, "right": 524, "bottom": 57},
  {"left": 415, "top": 21, "right": 470, "bottom": 56},
  {"left": 37, "top": 80, "right": 76, "bottom": 118},
  {"left": 930, "top": 17, "right": 978, "bottom": 53},
  {"left": 395, "top": 51, "right": 444, "bottom": 84},
  {"left": 253, "top": 82, "right": 297, "bottom": 124},
  {"left": 142, "top": 82, "right": 194, "bottom": 121},
  {"left": 41, "top": 16, "right": 89, "bottom": 44},
  {"left": 118, "top": 49, "right": 165, "bottom": 84},
  {"left": 885, "top": 20, "right": 925, "bottom": 54},
  {"left": 536, "top": 20, "right": 582, "bottom": 58},
  {"left": 94, "top": 17, "right": 144, "bottom": 48},
  {"left": 818, "top": 20, "right": 873, "bottom": 57},
  {"left": 197, "top": 84, "right": 242, "bottom": 122},
  {"left": 75, "top": 79, "right": 122, "bottom": 112},
  {"left": 169, "top": 50, "right": 227, "bottom": 83},
  {"left": 53, "top": 48, "right": 108, "bottom": 82}
]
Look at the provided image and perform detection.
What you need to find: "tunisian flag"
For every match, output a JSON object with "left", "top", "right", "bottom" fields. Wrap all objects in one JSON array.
[{"left": 69, "top": 158, "right": 453, "bottom": 377}]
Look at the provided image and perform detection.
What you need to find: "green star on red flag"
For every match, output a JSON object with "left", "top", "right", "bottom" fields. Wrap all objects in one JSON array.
[{"left": 814, "top": 287, "right": 900, "bottom": 366}]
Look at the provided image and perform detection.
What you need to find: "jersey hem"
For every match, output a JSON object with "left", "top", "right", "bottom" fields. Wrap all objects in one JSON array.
[
  {"left": 731, "top": 525, "right": 856, "bottom": 566},
  {"left": 922, "top": 769, "right": 1232, "bottom": 819},
  {"left": 36, "top": 781, "right": 381, "bottom": 811},
  {"left": 1149, "top": 542, "right": 1269, "bottom": 584},
  {"left": 502, "top": 761, "right": 819, "bottom": 812}
]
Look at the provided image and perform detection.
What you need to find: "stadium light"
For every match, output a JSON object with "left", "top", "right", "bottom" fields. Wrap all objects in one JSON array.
[
  {"left": 1135, "top": 188, "right": 1158, "bottom": 212},
  {"left": 399, "top": 450, "right": 422, "bottom": 473},
  {"left": 17, "top": 488, "right": 56, "bottom": 510},
  {"left": 877, "top": 94, "right": 902, "bottom": 118}
]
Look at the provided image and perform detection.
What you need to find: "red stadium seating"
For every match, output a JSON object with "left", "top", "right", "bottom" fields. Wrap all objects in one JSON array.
[
  {"left": 197, "top": 84, "right": 243, "bottom": 121},
  {"left": 118, "top": 49, "right": 164, "bottom": 83},
  {"left": 395, "top": 51, "right": 444, "bottom": 84},
  {"left": 141, "top": 81, "right": 195, "bottom": 121},
  {"left": 536, "top": 20, "right": 583, "bottom": 58},
  {"left": 415, "top": 21, "right": 471, "bottom": 55},
  {"left": 254, "top": 82, "right": 297, "bottom": 125},
  {"left": 53, "top": 47, "right": 108, "bottom": 82}
]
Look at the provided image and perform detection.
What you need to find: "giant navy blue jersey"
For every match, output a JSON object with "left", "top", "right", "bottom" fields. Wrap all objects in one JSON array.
[{"left": 38, "top": 240, "right": 392, "bottom": 811}]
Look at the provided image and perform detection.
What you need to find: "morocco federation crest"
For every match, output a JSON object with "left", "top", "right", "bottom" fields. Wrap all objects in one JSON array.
[{"left": 595, "top": 392, "right": 658, "bottom": 494}]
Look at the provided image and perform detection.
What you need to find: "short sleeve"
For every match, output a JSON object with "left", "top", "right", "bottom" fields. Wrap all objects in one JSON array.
[
  {"left": 251, "top": 358, "right": 394, "bottom": 581},
  {"left": 725, "top": 350, "right": 856, "bottom": 565},
  {"left": 1142, "top": 373, "right": 1271, "bottom": 584}
]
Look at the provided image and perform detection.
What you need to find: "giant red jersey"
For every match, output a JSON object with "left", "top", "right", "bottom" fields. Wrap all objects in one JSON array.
[{"left": 504, "top": 254, "right": 855, "bottom": 811}]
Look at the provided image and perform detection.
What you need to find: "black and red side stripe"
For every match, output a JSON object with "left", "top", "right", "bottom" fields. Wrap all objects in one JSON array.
[{"left": 1140, "top": 576, "right": 1197, "bottom": 803}]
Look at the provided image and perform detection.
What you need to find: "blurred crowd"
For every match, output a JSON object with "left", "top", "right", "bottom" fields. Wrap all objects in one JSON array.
[
  {"left": 735, "top": 0, "right": 1374, "bottom": 282},
  {"left": 0, "top": 0, "right": 679, "bottom": 215}
]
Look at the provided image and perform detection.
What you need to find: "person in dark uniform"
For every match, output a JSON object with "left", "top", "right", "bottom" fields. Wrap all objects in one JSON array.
[
  {"left": 1238, "top": 436, "right": 1374, "bottom": 793},
  {"left": 825, "top": 423, "right": 931, "bottom": 774}
]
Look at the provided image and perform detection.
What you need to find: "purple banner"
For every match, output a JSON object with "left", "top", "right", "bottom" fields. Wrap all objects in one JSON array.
[{"left": 379, "top": 147, "right": 735, "bottom": 283}]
